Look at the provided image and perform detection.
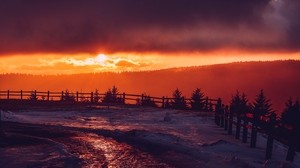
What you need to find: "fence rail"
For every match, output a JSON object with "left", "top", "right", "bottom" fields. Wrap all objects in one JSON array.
[
  {"left": 0, "top": 90, "right": 217, "bottom": 110},
  {"left": 214, "top": 105, "right": 299, "bottom": 162}
]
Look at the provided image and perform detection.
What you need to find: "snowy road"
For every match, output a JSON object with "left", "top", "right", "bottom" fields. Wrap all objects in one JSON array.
[{"left": 1, "top": 107, "right": 299, "bottom": 168}]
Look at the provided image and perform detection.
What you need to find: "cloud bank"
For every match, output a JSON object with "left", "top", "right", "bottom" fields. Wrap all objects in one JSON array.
[{"left": 0, "top": 0, "right": 299, "bottom": 55}]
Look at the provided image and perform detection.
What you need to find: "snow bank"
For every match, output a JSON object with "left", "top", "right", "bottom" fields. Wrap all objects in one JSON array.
[{"left": 1, "top": 108, "right": 299, "bottom": 167}]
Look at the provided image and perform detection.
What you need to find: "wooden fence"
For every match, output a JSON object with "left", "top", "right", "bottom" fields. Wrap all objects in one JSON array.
[
  {"left": 214, "top": 104, "right": 299, "bottom": 162},
  {"left": 0, "top": 90, "right": 217, "bottom": 110}
]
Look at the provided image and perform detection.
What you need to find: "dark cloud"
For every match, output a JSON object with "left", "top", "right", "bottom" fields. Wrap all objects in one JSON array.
[{"left": 0, "top": 0, "right": 298, "bottom": 55}]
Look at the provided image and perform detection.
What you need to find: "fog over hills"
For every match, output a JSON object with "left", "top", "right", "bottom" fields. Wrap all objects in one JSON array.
[{"left": 1, "top": 60, "right": 299, "bottom": 112}]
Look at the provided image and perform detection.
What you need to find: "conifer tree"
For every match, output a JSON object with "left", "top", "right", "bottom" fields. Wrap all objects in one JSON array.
[
  {"left": 102, "top": 86, "right": 121, "bottom": 103},
  {"left": 102, "top": 89, "right": 113, "bottom": 103},
  {"left": 282, "top": 98, "right": 300, "bottom": 162},
  {"left": 94, "top": 89, "right": 101, "bottom": 103},
  {"left": 111, "top": 85, "right": 119, "bottom": 103},
  {"left": 281, "top": 98, "right": 300, "bottom": 126},
  {"left": 171, "top": 88, "right": 187, "bottom": 110},
  {"left": 251, "top": 90, "right": 274, "bottom": 148},
  {"left": 63, "top": 90, "right": 75, "bottom": 102},
  {"left": 29, "top": 90, "right": 38, "bottom": 101},
  {"left": 230, "top": 91, "right": 250, "bottom": 139},
  {"left": 190, "top": 88, "right": 205, "bottom": 111},
  {"left": 142, "top": 94, "right": 157, "bottom": 107}
]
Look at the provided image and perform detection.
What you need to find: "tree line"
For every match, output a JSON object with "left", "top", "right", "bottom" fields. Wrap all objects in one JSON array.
[
  {"left": 215, "top": 90, "right": 300, "bottom": 161},
  {"left": 27, "top": 86, "right": 211, "bottom": 111}
]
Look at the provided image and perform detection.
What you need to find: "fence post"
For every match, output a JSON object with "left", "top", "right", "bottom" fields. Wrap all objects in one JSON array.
[
  {"left": 21, "top": 90, "right": 23, "bottom": 100},
  {"left": 141, "top": 94, "right": 144, "bottom": 106},
  {"left": 235, "top": 113, "right": 241, "bottom": 139},
  {"left": 250, "top": 114, "right": 258, "bottom": 148},
  {"left": 228, "top": 108, "right": 233, "bottom": 135},
  {"left": 215, "top": 98, "right": 222, "bottom": 126},
  {"left": 205, "top": 97, "right": 209, "bottom": 111},
  {"left": 91, "top": 92, "right": 93, "bottom": 103},
  {"left": 220, "top": 104, "right": 224, "bottom": 127},
  {"left": 265, "top": 113, "right": 276, "bottom": 160},
  {"left": 61, "top": 91, "right": 64, "bottom": 101},
  {"left": 76, "top": 92, "right": 79, "bottom": 102},
  {"left": 286, "top": 121, "right": 299, "bottom": 162},
  {"left": 162, "top": 96, "right": 165, "bottom": 108},
  {"left": 0, "top": 108, "right": 2, "bottom": 136},
  {"left": 242, "top": 115, "right": 248, "bottom": 143},
  {"left": 34, "top": 90, "right": 37, "bottom": 100},
  {"left": 47, "top": 91, "right": 50, "bottom": 101},
  {"left": 7, "top": 90, "right": 9, "bottom": 100},
  {"left": 123, "top": 92, "right": 126, "bottom": 105},
  {"left": 224, "top": 105, "right": 229, "bottom": 130},
  {"left": 286, "top": 128, "right": 297, "bottom": 162}
]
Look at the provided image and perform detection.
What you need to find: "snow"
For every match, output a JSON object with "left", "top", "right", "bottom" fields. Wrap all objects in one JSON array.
[{"left": 1, "top": 107, "right": 299, "bottom": 168}]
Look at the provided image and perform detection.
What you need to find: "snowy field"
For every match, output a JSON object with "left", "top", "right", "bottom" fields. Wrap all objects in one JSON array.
[{"left": 0, "top": 106, "right": 299, "bottom": 168}]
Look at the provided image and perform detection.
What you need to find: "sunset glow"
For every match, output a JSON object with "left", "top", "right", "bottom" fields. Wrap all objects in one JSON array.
[
  {"left": 0, "top": 51, "right": 299, "bottom": 74},
  {"left": 0, "top": 0, "right": 299, "bottom": 74}
]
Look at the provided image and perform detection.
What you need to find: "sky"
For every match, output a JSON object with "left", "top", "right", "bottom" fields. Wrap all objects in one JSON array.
[{"left": 0, "top": 0, "right": 300, "bottom": 74}]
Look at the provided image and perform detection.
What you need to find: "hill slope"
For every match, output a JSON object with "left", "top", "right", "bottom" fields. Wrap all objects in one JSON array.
[{"left": 1, "top": 60, "right": 300, "bottom": 111}]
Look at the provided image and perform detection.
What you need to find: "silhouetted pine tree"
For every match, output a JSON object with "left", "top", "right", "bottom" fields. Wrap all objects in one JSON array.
[
  {"left": 28, "top": 90, "right": 38, "bottom": 101},
  {"left": 171, "top": 88, "right": 187, "bottom": 110},
  {"left": 62, "top": 90, "right": 75, "bottom": 102},
  {"left": 102, "top": 86, "right": 121, "bottom": 103},
  {"left": 111, "top": 85, "right": 119, "bottom": 102},
  {"left": 230, "top": 91, "right": 250, "bottom": 139},
  {"left": 253, "top": 90, "right": 274, "bottom": 126},
  {"left": 251, "top": 90, "right": 274, "bottom": 148},
  {"left": 142, "top": 94, "right": 157, "bottom": 107},
  {"left": 241, "top": 93, "right": 251, "bottom": 143},
  {"left": 80, "top": 92, "right": 88, "bottom": 102},
  {"left": 164, "top": 98, "right": 172, "bottom": 109},
  {"left": 102, "top": 89, "right": 113, "bottom": 103},
  {"left": 190, "top": 88, "right": 205, "bottom": 111},
  {"left": 281, "top": 98, "right": 300, "bottom": 162},
  {"left": 281, "top": 98, "right": 300, "bottom": 126},
  {"left": 94, "top": 89, "right": 101, "bottom": 103}
]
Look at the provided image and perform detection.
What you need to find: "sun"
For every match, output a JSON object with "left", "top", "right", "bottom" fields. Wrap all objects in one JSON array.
[{"left": 95, "top": 54, "right": 108, "bottom": 63}]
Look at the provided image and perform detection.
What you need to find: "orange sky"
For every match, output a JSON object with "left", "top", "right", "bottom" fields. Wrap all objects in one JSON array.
[
  {"left": 1, "top": 0, "right": 300, "bottom": 74},
  {"left": 0, "top": 51, "right": 300, "bottom": 74}
]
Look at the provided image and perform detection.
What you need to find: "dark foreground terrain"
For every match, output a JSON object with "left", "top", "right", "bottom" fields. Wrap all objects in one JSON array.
[{"left": 0, "top": 121, "right": 177, "bottom": 168}]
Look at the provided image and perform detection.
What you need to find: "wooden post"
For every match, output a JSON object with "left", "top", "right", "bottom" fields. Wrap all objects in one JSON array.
[
  {"left": 250, "top": 125, "right": 257, "bottom": 148},
  {"left": 61, "top": 91, "right": 64, "bottom": 101},
  {"left": 0, "top": 107, "right": 2, "bottom": 136},
  {"left": 265, "top": 113, "right": 276, "bottom": 160},
  {"left": 21, "top": 90, "right": 23, "bottom": 100},
  {"left": 242, "top": 116, "right": 248, "bottom": 143},
  {"left": 7, "top": 90, "right": 9, "bottom": 100},
  {"left": 141, "top": 94, "right": 144, "bottom": 106},
  {"left": 228, "top": 109, "right": 233, "bottom": 135},
  {"left": 220, "top": 105, "right": 224, "bottom": 127},
  {"left": 250, "top": 114, "right": 258, "bottom": 148},
  {"left": 123, "top": 92, "right": 126, "bottom": 105},
  {"left": 286, "top": 122, "right": 298, "bottom": 162},
  {"left": 91, "top": 92, "right": 94, "bottom": 103},
  {"left": 205, "top": 97, "right": 209, "bottom": 111},
  {"left": 76, "top": 92, "right": 79, "bottom": 102},
  {"left": 235, "top": 114, "right": 241, "bottom": 139},
  {"left": 224, "top": 106, "right": 229, "bottom": 131},
  {"left": 287, "top": 144, "right": 296, "bottom": 162},
  {"left": 47, "top": 91, "right": 50, "bottom": 101},
  {"left": 162, "top": 96, "right": 165, "bottom": 108},
  {"left": 286, "top": 132, "right": 296, "bottom": 162}
]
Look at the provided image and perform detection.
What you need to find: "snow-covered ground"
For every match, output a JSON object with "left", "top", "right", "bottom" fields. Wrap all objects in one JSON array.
[{"left": 1, "top": 107, "right": 299, "bottom": 168}]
